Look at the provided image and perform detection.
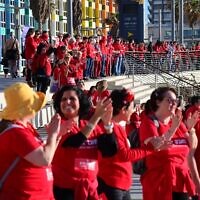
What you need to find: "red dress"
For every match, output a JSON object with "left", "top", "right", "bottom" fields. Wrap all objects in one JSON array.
[{"left": 139, "top": 114, "right": 195, "bottom": 200}]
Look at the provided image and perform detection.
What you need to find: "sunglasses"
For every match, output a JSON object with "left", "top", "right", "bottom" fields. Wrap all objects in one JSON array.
[{"left": 165, "top": 97, "right": 179, "bottom": 105}]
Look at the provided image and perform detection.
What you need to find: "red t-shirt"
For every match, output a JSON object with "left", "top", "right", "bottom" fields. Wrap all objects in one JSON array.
[
  {"left": 185, "top": 105, "right": 200, "bottom": 173},
  {"left": 0, "top": 123, "right": 54, "bottom": 200},
  {"left": 139, "top": 115, "right": 195, "bottom": 200},
  {"left": 98, "top": 122, "right": 151, "bottom": 191},
  {"left": 52, "top": 120, "right": 104, "bottom": 189}
]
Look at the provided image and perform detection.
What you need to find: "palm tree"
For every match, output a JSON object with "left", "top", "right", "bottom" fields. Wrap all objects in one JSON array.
[
  {"left": 166, "top": 0, "right": 200, "bottom": 40},
  {"left": 73, "top": 0, "right": 82, "bottom": 35},
  {"left": 30, "top": 0, "right": 50, "bottom": 30},
  {"left": 184, "top": 1, "right": 200, "bottom": 40},
  {"left": 103, "top": 14, "right": 119, "bottom": 38}
]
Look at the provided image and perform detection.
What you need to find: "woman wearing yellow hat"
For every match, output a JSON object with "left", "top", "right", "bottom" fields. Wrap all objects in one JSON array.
[{"left": 0, "top": 82, "right": 61, "bottom": 200}]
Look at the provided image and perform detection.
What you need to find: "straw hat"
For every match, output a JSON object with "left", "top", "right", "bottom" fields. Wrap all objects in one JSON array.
[{"left": 0, "top": 82, "right": 46, "bottom": 120}]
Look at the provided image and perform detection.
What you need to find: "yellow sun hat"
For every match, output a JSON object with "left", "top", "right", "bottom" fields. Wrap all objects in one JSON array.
[{"left": 0, "top": 82, "right": 46, "bottom": 120}]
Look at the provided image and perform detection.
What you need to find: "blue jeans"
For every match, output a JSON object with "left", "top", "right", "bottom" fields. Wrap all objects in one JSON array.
[
  {"left": 85, "top": 57, "right": 94, "bottom": 78},
  {"left": 100, "top": 54, "right": 107, "bottom": 76},
  {"left": 114, "top": 55, "right": 123, "bottom": 75}
]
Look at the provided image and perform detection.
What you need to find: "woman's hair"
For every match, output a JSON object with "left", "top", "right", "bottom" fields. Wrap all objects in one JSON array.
[
  {"left": 36, "top": 43, "right": 47, "bottom": 54},
  {"left": 87, "top": 86, "right": 96, "bottom": 96},
  {"left": 191, "top": 95, "right": 200, "bottom": 105},
  {"left": 110, "top": 88, "right": 134, "bottom": 116},
  {"left": 26, "top": 28, "right": 35, "bottom": 38},
  {"left": 145, "top": 87, "right": 177, "bottom": 114},
  {"left": 53, "top": 85, "right": 91, "bottom": 119}
]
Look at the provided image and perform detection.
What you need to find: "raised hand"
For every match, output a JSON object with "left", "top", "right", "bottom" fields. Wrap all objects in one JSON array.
[
  {"left": 101, "top": 103, "right": 113, "bottom": 125},
  {"left": 171, "top": 109, "right": 182, "bottom": 130},
  {"left": 45, "top": 113, "right": 61, "bottom": 136},
  {"left": 93, "top": 97, "right": 112, "bottom": 119},
  {"left": 185, "top": 111, "right": 199, "bottom": 131}
]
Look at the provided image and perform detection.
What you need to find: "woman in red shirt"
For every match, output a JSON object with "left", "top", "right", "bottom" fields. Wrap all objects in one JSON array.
[
  {"left": 32, "top": 43, "right": 52, "bottom": 94},
  {"left": 98, "top": 89, "right": 154, "bottom": 200},
  {"left": 0, "top": 82, "right": 61, "bottom": 200},
  {"left": 24, "top": 28, "right": 38, "bottom": 87},
  {"left": 139, "top": 87, "right": 199, "bottom": 200},
  {"left": 52, "top": 85, "right": 117, "bottom": 200}
]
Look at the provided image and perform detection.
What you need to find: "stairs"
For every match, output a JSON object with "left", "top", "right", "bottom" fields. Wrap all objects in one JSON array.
[{"left": 106, "top": 76, "right": 154, "bottom": 104}]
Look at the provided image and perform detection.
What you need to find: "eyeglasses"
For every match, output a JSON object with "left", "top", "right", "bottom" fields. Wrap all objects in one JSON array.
[{"left": 165, "top": 97, "right": 179, "bottom": 105}]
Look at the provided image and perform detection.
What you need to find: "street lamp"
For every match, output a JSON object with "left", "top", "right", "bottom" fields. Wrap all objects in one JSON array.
[
  {"left": 67, "top": 0, "right": 73, "bottom": 36},
  {"left": 179, "top": 0, "right": 184, "bottom": 44},
  {"left": 171, "top": 0, "right": 175, "bottom": 41}
]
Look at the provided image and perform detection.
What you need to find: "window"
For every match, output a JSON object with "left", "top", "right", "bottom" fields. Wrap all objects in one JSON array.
[
  {"left": 0, "top": 11, "right": 5, "bottom": 21},
  {"left": 63, "top": 23, "right": 67, "bottom": 32},
  {"left": 86, "top": 7, "right": 89, "bottom": 18},
  {"left": 20, "top": 0, "right": 25, "bottom": 7},
  {"left": 56, "top": 22, "right": 59, "bottom": 31},
  {"left": 0, "top": 0, "right": 5, "bottom": 3},
  {"left": 184, "top": 30, "right": 192, "bottom": 39},
  {"left": 63, "top": 2, "right": 67, "bottom": 15},
  {"left": 10, "top": 0, "right": 14, "bottom": 6},
  {"left": 30, "top": 17, "right": 34, "bottom": 26},
  {"left": 10, "top": 13, "right": 14, "bottom": 24},
  {"left": 20, "top": 15, "right": 25, "bottom": 25},
  {"left": 1, "top": 22, "right": 5, "bottom": 27},
  {"left": 165, "top": 31, "right": 171, "bottom": 37},
  {"left": 11, "top": 24, "right": 15, "bottom": 29}
]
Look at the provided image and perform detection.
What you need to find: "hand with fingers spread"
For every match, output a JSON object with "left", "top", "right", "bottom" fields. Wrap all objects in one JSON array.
[
  {"left": 164, "top": 110, "right": 183, "bottom": 141},
  {"left": 45, "top": 113, "right": 61, "bottom": 137},
  {"left": 101, "top": 99, "right": 113, "bottom": 125},
  {"left": 171, "top": 109, "right": 182, "bottom": 130},
  {"left": 185, "top": 111, "right": 199, "bottom": 131},
  {"left": 93, "top": 97, "right": 112, "bottom": 119}
]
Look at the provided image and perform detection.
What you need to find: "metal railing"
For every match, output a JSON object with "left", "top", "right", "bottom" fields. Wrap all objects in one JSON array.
[{"left": 124, "top": 51, "right": 200, "bottom": 96}]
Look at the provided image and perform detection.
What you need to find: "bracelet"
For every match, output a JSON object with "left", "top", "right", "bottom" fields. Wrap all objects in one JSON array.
[
  {"left": 86, "top": 122, "right": 95, "bottom": 129},
  {"left": 104, "top": 123, "right": 114, "bottom": 130}
]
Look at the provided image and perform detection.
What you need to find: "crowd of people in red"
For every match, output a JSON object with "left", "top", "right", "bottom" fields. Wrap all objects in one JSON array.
[
  {"left": 22, "top": 28, "right": 200, "bottom": 94},
  {"left": 0, "top": 75, "right": 200, "bottom": 200}
]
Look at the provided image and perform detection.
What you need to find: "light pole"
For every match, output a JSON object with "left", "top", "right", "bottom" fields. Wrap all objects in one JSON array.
[
  {"left": 171, "top": 0, "right": 176, "bottom": 41},
  {"left": 159, "top": 9, "right": 162, "bottom": 41},
  {"left": 67, "top": 0, "right": 73, "bottom": 35},
  {"left": 179, "top": 0, "right": 184, "bottom": 44}
]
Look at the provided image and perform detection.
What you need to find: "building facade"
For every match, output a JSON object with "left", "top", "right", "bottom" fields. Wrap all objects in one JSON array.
[
  {"left": 148, "top": 0, "right": 200, "bottom": 43},
  {"left": 0, "top": 0, "right": 116, "bottom": 58}
]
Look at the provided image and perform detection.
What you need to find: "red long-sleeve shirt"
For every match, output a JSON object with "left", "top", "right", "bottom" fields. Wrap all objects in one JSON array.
[{"left": 98, "top": 122, "right": 151, "bottom": 191}]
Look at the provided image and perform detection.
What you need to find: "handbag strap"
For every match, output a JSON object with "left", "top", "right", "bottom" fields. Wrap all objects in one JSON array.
[
  {"left": 10, "top": 38, "right": 16, "bottom": 50},
  {"left": 0, "top": 124, "right": 23, "bottom": 189}
]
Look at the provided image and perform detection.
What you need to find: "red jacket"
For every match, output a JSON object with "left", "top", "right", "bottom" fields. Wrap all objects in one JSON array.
[
  {"left": 32, "top": 54, "right": 52, "bottom": 76},
  {"left": 25, "top": 36, "right": 37, "bottom": 59}
]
